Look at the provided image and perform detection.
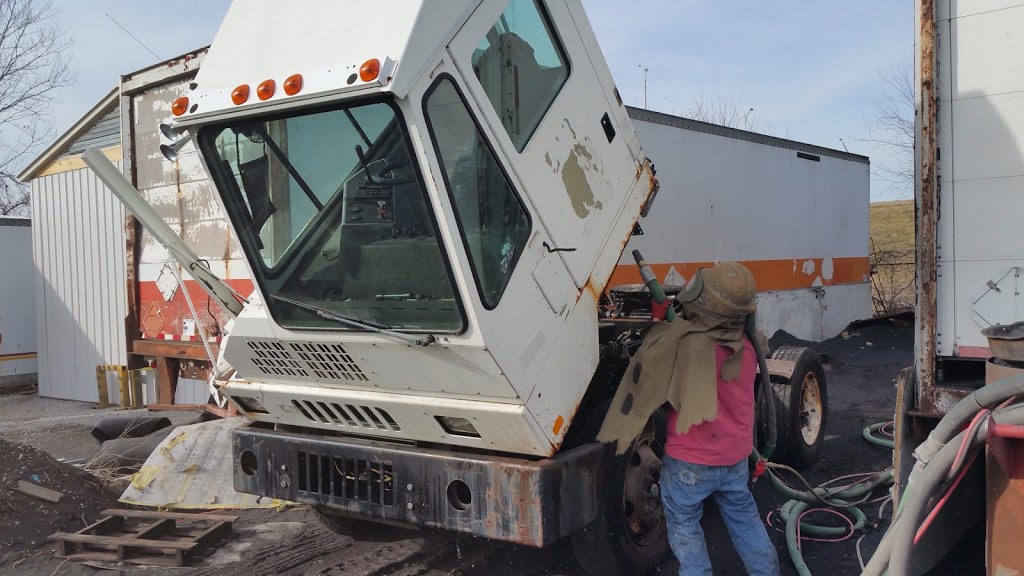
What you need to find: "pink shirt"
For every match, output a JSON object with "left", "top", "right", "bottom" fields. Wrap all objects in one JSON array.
[{"left": 664, "top": 337, "right": 757, "bottom": 466}]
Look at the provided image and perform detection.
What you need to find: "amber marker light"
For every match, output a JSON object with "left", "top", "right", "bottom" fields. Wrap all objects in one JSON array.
[
  {"left": 283, "top": 74, "right": 303, "bottom": 96},
  {"left": 257, "top": 79, "right": 276, "bottom": 101},
  {"left": 231, "top": 84, "right": 250, "bottom": 105},
  {"left": 171, "top": 97, "right": 189, "bottom": 116},
  {"left": 359, "top": 58, "right": 381, "bottom": 82}
]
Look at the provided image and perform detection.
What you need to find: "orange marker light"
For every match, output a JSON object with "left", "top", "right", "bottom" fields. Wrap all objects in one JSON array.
[
  {"left": 257, "top": 79, "right": 276, "bottom": 101},
  {"left": 231, "top": 84, "right": 250, "bottom": 105},
  {"left": 359, "top": 58, "right": 381, "bottom": 82},
  {"left": 171, "top": 97, "right": 189, "bottom": 116},
  {"left": 283, "top": 73, "right": 303, "bottom": 96}
]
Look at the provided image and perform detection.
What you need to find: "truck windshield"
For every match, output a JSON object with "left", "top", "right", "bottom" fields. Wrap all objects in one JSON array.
[{"left": 198, "top": 100, "right": 463, "bottom": 332}]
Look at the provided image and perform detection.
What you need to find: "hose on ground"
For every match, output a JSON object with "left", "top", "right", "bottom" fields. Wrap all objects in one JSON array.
[{"left": 862, "top": 422, "right": 896, "bottom": 449}]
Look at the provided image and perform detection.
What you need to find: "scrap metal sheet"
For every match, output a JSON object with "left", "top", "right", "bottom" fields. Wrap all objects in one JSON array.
[{"left": 120, "top": 417, "right": 285, "bottom": 510}]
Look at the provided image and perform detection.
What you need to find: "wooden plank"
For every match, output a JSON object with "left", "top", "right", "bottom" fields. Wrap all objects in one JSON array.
[
  {"left": 132, "top": 519, "right": 176, "bottom": 540},
  {"left": 48, "top": 532, "right": 196, "bottom": 551},
  {"left": 15, "top": 480, "right": 63, "bottom": 503},
  {"left": 133, "top": 339, "right": 218, "bottom": 360},
  {"left": 61, "top": 550, "right": 185, "bottom": 567},
  {"left": 101, "top": 509, "right": 240, "bottom": 522},
  {"left": 77, "top": 515, "right": 123, "bottom": 535},
  {"left": 192, "top": 521, "right": 232, "bottom": 548}
]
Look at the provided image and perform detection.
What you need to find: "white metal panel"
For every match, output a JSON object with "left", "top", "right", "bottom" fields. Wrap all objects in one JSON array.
[
  {"left": 939, "top": 0, "right": 1023, "bottom": 20},
  {"left": 936, "top": 2, "right": 1024, "bottom": 356},
  {"left": 0, "top": 223, "right": 37, "bottom": 377},
  {"left": 30, "top": 164, "right": 128, "bottom": 401},
  {"left": 623, "top": 117, "right": 870, "bottom": 263},
  {"left": 949, "top": 92, "right": 1024, "bottom": 181},
  {"left": 949, "top": 7, "right": 1024, "bottom": 98}
]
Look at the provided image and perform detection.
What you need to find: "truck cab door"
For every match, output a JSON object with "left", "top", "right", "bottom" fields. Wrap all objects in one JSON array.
[{"left": 446, "top": 0, "right": 648, "bottom": 290}]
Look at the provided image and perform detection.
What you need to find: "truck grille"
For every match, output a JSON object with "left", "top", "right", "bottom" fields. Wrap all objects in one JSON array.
[
  {"left": 296, "top": 451, "right": 394, "bottom": 506},
  {"left": 290, "top": 400, "right": 402, "bottom": 432},
  {"left": 245, "top": 340, "right": 368, "bottom": 382}
]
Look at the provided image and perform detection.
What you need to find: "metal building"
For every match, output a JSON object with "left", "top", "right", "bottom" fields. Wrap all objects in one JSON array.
[
  {"left": 17, "top": 89, "right": 128, "bottom": 402},
  {"left": 0, "top": 217, "right": 37, "bottom": 383}
]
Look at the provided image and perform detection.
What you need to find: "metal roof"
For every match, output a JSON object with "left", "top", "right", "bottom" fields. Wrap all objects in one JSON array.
[
  {"left": 17, "top": 88, "right": 119, "bottom": 182},
  {"left": 626, "top": 106, "right": 870, "bottom": 165}
]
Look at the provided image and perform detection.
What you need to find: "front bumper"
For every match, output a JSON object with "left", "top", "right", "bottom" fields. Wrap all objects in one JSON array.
[{"left": 233, "top": 424, "right": 606, "bottom": 547}]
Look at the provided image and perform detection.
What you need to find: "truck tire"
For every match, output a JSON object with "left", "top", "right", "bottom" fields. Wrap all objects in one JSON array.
[
  {"left": 570, "top": 411, "right": 670, "bottom": 576},
  {"left": 770, "top": 346, "right": 827, "bottom": 469},
  {"left": 313, "top": 507, "right": 412, "bottom": 542}
]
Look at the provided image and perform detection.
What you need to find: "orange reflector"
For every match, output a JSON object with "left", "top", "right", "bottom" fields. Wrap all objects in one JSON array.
[
  {"left": 552, "top": 415, "right": 565, "bottom": 436},
  {"left": 231, "top": 85, "right": 250, "bottom": 105},
  {"left": 283, "top": 73, "right": 303, "bottom": 96},
  {"left": 257, "top": 79, "right": 276, "bottom": 101},
  {"left": 359, "top": 58, "right": 381, "bottom": 82},
  {"left": 171, "top": 97, "right": 189, "bottom": 116}
]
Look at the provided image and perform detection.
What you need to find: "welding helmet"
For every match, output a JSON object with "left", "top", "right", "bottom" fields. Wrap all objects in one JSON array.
[{"left": 678, "top": 262, "right": 757, "bottom": 318}]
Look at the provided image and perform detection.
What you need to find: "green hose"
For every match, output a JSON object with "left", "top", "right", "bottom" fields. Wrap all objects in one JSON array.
[
  {"left": 863, "top": 422, "right": 896, "bottom": 449},
  {"left": 763, "top": 424, "right": 896, "bottom": 575}
]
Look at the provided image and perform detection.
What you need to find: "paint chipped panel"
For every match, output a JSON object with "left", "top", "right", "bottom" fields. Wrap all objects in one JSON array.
[{"left": 543, "top": 119, "right": 608, "bottom": 219}]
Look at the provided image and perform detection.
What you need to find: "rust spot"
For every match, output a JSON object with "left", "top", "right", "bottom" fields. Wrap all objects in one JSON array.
[
  {"left": 916, "top": 0, "right": 939, "bottom": 407},
  {"left": 552, "top": 415, "right": 565, "bottom": 436}
]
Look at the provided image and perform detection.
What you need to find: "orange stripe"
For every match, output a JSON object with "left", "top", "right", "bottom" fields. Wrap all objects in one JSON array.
[{"left": 608, "top": 257, "right": 870, "bottom": 292}]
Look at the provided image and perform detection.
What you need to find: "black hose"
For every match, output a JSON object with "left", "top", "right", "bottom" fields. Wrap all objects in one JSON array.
[{"left": 748, "top": 319, "right": 777, "bottom": 460}]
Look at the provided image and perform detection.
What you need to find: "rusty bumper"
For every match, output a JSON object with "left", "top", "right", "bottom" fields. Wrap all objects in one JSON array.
[{"left": 233, "top": 424, "right": 605, "bottom": 547}]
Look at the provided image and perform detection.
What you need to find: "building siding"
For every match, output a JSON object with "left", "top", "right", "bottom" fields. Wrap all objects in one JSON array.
[
  {"left": 64, "top": 107, "right": 121, "bottom": 157},
  {"left": 31, "top": 163, "right": 128, "bottom": 402},
  {"left": 0, "top": 221, "right": 37, "bottom": 379}
]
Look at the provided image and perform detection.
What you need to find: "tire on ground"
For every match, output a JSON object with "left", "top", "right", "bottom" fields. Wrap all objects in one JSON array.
[
  {"left": 769, "top": 346, "right": 827, "bottom": 469},
  {"left": 570, "top": 404, "right": 671, "bottom": 576}
]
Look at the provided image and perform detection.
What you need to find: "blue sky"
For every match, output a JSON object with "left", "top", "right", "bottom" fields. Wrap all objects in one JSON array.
[{"left": 47, "top": 1, "right": 912, "bottom": 200}]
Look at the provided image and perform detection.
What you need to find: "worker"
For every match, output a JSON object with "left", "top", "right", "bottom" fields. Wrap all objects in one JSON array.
[{"left": 598, "top": 262, "right": 779, "bottom": 576}]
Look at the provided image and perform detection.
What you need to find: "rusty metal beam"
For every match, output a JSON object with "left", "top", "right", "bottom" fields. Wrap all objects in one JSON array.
[
  {"left": 121, "top": 93, "right": 145, "bottom": 371},
  {"left": 132, "top": 339, "right": 217, "bottom": 361},
  {"left": 915, "top": 0, "right": 939, "bottom": 410}
]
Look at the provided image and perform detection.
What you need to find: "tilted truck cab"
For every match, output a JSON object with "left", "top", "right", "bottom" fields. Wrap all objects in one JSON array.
[{"left": 82, "top": 1, "right": 828, "bottom": 573}]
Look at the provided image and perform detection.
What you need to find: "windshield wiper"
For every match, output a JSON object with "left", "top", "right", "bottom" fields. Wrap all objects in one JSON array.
[{"left": 269, "top": 295, "right": 436, "bottom": 347}]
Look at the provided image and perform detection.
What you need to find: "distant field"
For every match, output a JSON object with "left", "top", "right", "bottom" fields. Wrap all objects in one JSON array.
[{"left": 869, "top": 200, "right": 915, "bottom": 314}]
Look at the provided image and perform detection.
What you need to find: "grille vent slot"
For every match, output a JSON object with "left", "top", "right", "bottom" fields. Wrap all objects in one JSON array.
[
  {"left": 244, "top": 340, "right": 368, "bottom": 382},
  {"left": 297, "top": 451, "right": 394, "bottom": 506},
  {"left": 247, "top": 341, "right": 310, "bottom": 377},
  {"left": 291, "top": 400, "right": 402, "bottom": 432}
]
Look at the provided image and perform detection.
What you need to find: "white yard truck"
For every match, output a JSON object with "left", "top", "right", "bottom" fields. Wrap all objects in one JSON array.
[{"left": 83, "top": 1, "right": 841, "bottom": 573}]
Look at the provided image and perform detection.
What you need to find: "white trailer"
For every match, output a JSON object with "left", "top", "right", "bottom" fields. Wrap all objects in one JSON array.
[{"left": 621, "top": 108, "right": 870, "bottom": 342}]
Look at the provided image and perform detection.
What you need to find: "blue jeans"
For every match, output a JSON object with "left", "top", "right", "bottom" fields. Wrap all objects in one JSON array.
[{"left": 660, "top": 456, "right": 779, "bottom": 576}]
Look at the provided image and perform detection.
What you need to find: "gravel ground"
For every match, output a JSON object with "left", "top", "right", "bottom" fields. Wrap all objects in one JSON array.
[{"left": 0, "top": 320, "right": 923, "bottom": 576}]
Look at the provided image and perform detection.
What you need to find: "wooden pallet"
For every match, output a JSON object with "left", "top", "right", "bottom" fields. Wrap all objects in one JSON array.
[{"left": 49, "top": 509, "right": 239, "bottom": 567}]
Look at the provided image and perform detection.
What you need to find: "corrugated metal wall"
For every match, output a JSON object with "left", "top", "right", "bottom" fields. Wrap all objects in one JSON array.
[
  {"left": 65, "top": 108, "right": 120, "bottom": 156},
  {"left": 30, "top": 164, "right": 128, "bottom": 402}
]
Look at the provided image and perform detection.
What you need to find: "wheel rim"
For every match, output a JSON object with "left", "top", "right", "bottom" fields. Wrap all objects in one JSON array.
[
  {"left": 622, "top": 441, "right": 665, "bottom": 546},
  {"left": 799, "top": 372, "right": 824, "bottom": 445}
]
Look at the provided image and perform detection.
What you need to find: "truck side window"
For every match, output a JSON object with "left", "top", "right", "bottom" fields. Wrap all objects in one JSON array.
[
  {"left": 425, "top": 77, "right": 531, "bottom": 309},
  {"left": 472, "top": 0, "right": 570, "bottom": 152}
]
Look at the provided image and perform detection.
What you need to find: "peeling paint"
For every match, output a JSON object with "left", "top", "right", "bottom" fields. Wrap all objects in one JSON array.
[
  {"left": 812, "top": 276, "right": 824, "bottom": 287},
  {"left": 564, "top": 118, "right": 577, "bottom": 140},
  {"left": 822, "top": 257, "right": 835, "bottom": 281},
  {"left": 664, "top": 266, "right": 685, "bottom": 286},
  {"left": 801, "top": 259, "right": 816, "bottom": 275},
  {"left": 561, "top": 144, "right": 602, "bottom": 218}
]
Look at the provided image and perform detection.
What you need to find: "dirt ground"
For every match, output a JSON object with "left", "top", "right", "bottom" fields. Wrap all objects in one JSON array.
[{"left": 0, "top": 320, "right": 918, "bottom": 576}]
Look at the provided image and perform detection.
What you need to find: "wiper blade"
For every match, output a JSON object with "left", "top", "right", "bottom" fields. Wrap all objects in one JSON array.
[{"left": 269, "top": 295, "right": 436, "bottom": 347}]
